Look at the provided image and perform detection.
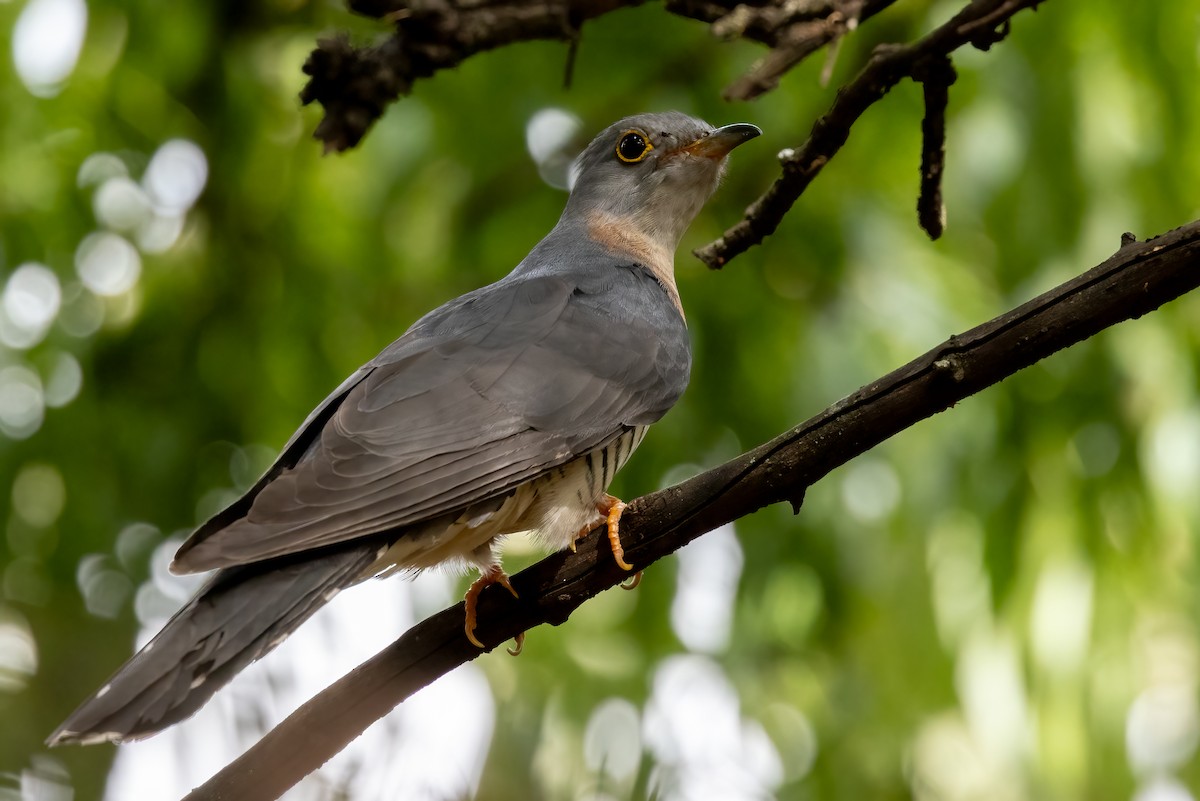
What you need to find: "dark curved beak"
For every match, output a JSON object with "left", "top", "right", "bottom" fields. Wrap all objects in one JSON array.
[{"left": 681, "top": 122, "right": 763, "bottom": 159}]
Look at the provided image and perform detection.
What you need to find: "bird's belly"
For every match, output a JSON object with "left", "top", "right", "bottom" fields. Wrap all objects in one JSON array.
[
  {"left": 368, "top": 426, "right": 648, "bottom": 575},
  {"left": 521, "top": 425, "right": 648, "bottom": 551}
]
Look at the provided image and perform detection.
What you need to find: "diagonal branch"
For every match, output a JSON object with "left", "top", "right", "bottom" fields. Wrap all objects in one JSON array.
[
  {"left": 694, "top": 0, "right": 1045, "bottom": 268},
  {"left": 184, "top": 219, "right": 1200, "bottom": 801}
]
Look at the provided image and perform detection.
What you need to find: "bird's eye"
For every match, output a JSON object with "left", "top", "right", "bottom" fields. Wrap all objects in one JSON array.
[{"left": 615, "top": 130, "right": 653, "bottom": 163}]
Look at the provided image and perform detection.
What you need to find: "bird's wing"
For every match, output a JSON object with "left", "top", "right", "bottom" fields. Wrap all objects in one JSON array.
[{"left": 172, "top": 265, "right": 690, "bottom": 572}]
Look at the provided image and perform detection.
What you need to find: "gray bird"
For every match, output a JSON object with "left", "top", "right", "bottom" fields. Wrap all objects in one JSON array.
[{"left": 48, "top": 111, "right": 760, "bottom": 745}]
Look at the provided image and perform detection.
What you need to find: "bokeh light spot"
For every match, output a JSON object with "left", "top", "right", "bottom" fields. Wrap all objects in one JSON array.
[
  {"left": 42, "top": 350, "right": 83, "bottom": 408},
  {"left": 841, "top": 457, "right": 902, "bottom": 523},
  {"left": 1, "top": 262, "right": 61, "bottom": 349},
  {"left": 115, "top": 522, "right": 161, "bottom": 572},
  {"left": 583, "top": 698, "right": 642, "bottom": 782},
  {"left": 671, "top": 523, "right": 742, "bottom": 654},
  {"left": 1142, "top": 409, "right": 1200, "bottom": 501},
  {"left": 644, "top": 655, "right": 783, "bottom": 800},
  {"left": 77, "top": 152, "right": 130, "bottom": 188},
  {"left": 0, "top": 608, "right": 38, "bottom": 692},
  {"left": 0, "top": 365, "right": 44, "bottom": 439},
  {"left": 1127, "top": 684, "right": 1200, "bottom": 775},
  {"left": 1030, "top": 557, "right": 1093, "bottom": 675},
  {"left": 137, "top": 211, "right": 186, "bottom": 254},
  {"left": 76, "top": 554, "right": 133, "bottom": 619},
  {"left": 526, "top": 107, "right": 582, "bottom": 190},
  {"left": 75, "top": 231, "right": 142, "bottom": 296},
  {"left": 94, "top": 175, "right": 153, "bottom": 232},
  {"left": 12, "top": 0, "right": 87, "bottom": 97},
  {"left": 143, "top": 139, "right": 208, "bottom": 212}
]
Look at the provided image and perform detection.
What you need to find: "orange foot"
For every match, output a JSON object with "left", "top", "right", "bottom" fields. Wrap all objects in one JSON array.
[
  {"left": 464, "top": 564, "right": 519, "bottom": 649},
  {"left": 567, "top": 494, "right": 638, "bottom": 573},
  {"left": 600, "top": 493, "right": 634, "bottom": 571}
]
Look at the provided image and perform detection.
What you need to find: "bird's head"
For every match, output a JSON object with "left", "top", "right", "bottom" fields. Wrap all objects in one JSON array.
[{"left": 562, "top": 111, "right": 761, "bottom": 253}]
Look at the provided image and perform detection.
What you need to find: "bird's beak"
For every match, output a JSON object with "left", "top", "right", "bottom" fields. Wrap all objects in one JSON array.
[{"left": 679, "top": 122, "right": 762, "bottom": 159}]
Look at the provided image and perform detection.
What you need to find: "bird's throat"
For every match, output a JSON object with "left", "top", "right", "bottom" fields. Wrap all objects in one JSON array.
[{"left": 586, "top": 211, "right": 683, "bottom": 317}]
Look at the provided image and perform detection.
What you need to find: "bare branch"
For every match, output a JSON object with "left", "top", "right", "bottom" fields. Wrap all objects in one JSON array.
[
  {"left": 300, "top": 0, "right": 899, "bottom": 152},
  {"left": 184, "top": 219, "right": 1200, "bottom": 801},
  {"left": 300, "top": 1, "right": 642, "bottom": 152},
  {"left": 694, "top": 0, "right": 1045, "bottom": 269}
]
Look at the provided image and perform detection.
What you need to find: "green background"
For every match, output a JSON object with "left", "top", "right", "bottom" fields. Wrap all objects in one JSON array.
[{"left": 2, "top": 0, "right": 1199, "bottom": 798}]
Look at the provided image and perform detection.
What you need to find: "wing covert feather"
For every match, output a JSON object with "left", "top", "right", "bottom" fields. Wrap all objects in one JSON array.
[{"left": 174, "top": 264, "right": 690, "bottom": 572}]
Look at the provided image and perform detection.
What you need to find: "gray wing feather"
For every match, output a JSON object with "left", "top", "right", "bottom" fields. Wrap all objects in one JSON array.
[{"left": 173, "top": 264, "right": 690, "bottom": 572}]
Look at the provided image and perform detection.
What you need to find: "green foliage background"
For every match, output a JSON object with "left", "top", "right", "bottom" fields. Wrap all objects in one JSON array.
[{"left": 2, "top": 0, "right": 1199, "bottom": 798}]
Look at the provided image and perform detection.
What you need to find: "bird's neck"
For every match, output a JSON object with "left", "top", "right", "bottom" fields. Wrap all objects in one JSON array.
[{"left": 583, "top": 211, "right": 682, "bottom": 315}]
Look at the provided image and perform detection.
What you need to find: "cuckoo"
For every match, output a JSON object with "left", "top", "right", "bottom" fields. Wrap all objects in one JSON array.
[{"left": 49, "top": 111, "right": 760, "bottom": 745}]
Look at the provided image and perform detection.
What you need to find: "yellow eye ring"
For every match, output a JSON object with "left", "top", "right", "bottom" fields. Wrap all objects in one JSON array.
[{"left": 615, "top": 129, "right": 653, "bottom": 163}]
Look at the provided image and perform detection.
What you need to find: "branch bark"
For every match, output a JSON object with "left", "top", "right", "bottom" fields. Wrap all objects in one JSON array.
[{"left": 184, "top": 220, "right": 1200, "bottom": 800}]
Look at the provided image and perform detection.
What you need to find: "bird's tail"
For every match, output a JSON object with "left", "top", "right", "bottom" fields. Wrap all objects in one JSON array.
[{"left": 47, "top": 543, "right": 380, "bottom": 745}]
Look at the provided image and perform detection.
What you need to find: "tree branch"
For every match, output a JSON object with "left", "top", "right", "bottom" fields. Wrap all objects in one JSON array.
[
  {"left": 694, "top": 0, "right": 1045, "bottom": 268},
  {"left": 299, "top": 0, "right": 899, "bottom": 152},
  {"left": 301, "top": 0, "right": 642, "bottom": 152},
  {"left": 184, "top": 219, "right": 1200, "bottom": 800}
]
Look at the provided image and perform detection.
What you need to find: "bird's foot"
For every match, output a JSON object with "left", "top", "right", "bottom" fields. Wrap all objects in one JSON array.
[
  {"left": 566, "top": 495, "right": 637, "bottom": 574},
  {"left": 599, "top": 494, "right": 633, "bottom": 571},
  {"left": 621, "top": 571, "right": 643, "bottom": 590},
  {"left": 464, "top": 564, "right": 518, "bottom": 649}
]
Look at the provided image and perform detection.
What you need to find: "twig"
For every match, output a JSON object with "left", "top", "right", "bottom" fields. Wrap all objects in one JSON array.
[
  {"left": 183, "top": 219, "right": 1200, "bottom": 801},
  {"left": 916, "top": 55, "right": 956, "bottom": 239},
  {"left": 717, "top": 0, "right": 868, "bottom": 101},
  {"left": 694, "top": 0, "right": 1045, "bottom": 269}
]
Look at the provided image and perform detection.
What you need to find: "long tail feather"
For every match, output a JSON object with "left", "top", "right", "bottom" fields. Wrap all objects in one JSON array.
[{"left": 47, "top": 543, "right": 379, "bottom": 745}]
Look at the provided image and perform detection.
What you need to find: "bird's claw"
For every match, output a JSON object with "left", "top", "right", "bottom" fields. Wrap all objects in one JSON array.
[
  {"left": 464, "top": 565, "right": 518, "bottom": 649},
  {"left": 601, "top": 495, "right": 633, "bottom": 571}
]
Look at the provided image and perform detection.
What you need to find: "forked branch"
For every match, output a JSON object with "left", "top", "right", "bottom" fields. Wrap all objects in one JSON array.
[{"left": 694, "top": 0, "right": 1045, "bottom": 267}]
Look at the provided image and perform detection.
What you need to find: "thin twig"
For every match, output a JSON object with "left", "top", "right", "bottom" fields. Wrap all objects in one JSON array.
[
  {"left": 184, "top": 219, "right": 1200, "bottom": 801},
  {"left": 719, "top": 0, "right": 868, "bottom": 100},
  {"left": 916, "top": 55, "right": 956, "bottom": 239}
]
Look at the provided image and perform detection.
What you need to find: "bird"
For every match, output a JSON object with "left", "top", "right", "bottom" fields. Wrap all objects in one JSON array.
[{"left": 48, "top": 111, "right": 760, "bottom": 745}]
